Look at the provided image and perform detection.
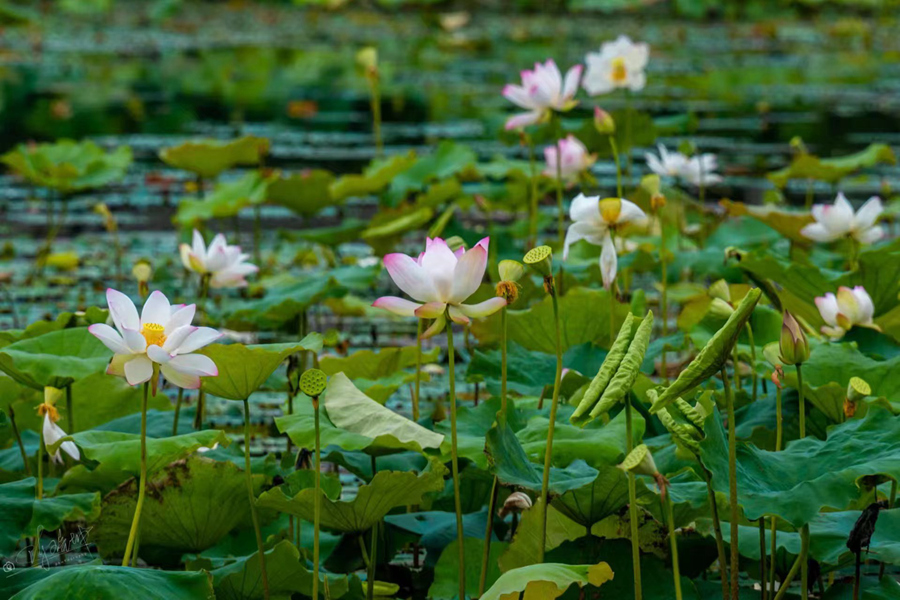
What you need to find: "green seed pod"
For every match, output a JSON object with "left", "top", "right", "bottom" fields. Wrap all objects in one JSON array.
[
  {"left": 570, "top": 313, "right": 635, "bottom": 426},
  {"left": 847, "top": 377, "right": 871, "bottom": 403},
  {"left": 523, "top": 245, "right": 553, "bottom": 278},
  {"left": 299, "top": 369, "right": 327, "bottom": 398},
  {"left": 619, "top": 444, "right": 658, "bottom": 477},
  {"left": 498, "top": 259, "right": 525, "bottom": 283},
  {"left": 589, "top": 311, "right": 654, "bottom": 419}
]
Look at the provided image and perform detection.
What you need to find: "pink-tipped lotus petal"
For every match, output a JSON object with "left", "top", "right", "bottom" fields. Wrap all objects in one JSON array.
[
  {"left": 107, "top": 288, "right": 140, "bottom": 334},
  {"left": 166, "top": 304, "right": 197, "bottom": 334},
  {"left": 176, "top": 327, "right": 223, "bottom": 354},
  {"left": 147, "top": 344, "right": 173, "bottom": 364},
  {"left": 448, "top": 306, "right": 471, "bottom": 325},
  {"left": 456, "top": 297, "right": 507, "bottom": 319},
  {"left": 168, "top": 353, "right": 218, "bottom": 377},
  {"left": 141, "top": 291, "right": 171, "bottom": 326},
  {"left": 161, "top": 365, "right": 201, "bottom": 390},
  {"left": 415, "top": 302, "right": 447, "bottom": 319},
  {"left": 383, "top": 253, "right": 437, "bottom": 303},
  {"left": 450, "top": 244, "right": 487, "bottom": 304},
  {"left": 88, "top": 323, "right": 131, "bottom": 354},
  {"left": 373, "top": 296, "right": 422, "bottom": 317}
]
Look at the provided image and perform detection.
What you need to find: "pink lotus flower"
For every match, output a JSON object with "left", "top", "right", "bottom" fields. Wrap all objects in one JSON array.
[
  {"left": 502, "top": 59, "right": 582, "bottom": 131},
  {"left": 180, "top": 230, "right": 258, "bottom": 289},
  {"left": 543, "top": 135, "right": 597, "bottom": 181},
  {"left": 801, "top": 193, "right": 884, "bottom": 245},
  {"left": 815, "top": 286, "right": 880, "bottom": 340},
  {"left": 373, "top": 238, "right": 507, "bottom": 338}
]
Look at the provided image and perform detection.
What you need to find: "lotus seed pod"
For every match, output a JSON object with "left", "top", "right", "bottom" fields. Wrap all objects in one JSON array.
[
  {"left": 618, "top": 444, "right": 659, "bottom": 477},
  {"left": 43, "top": 386, "right": 64, "bottom": 407},
  {"left": 523, "top": 245, "right": 553, "bottom": 278},
  {"left": 708, "top": 279, "right": 731, "bottom": 303},
  {"left": 498, "top": 259, "right": 525, "bottom": 283},
  {"left": 847, "top": 377, "right": 871, "bottom": 403},
  {"left": 299, "top": 369, "right": 327, "bottom": 397}
]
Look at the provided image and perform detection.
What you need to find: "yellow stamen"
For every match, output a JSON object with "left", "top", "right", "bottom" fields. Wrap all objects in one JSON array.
[
  {"left": 141, "top": 322, "right": 167, "bottom": 347},
  {"left": 37, "top": 403, "right": 60, "bottom": 423},
  {"left": 611, "top": 57, "right": 627, "bottom": 84},
  {"left": 599, "top": 197, "right": 622, "bottom": 225}
]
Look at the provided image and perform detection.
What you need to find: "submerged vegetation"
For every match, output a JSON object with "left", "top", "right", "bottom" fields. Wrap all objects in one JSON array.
[{"left": 2, "top": 0, "right": 900, "bottom": 599}]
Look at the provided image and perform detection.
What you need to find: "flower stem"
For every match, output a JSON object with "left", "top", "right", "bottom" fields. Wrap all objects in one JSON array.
[
  {"left": 173, "top": 388, "right": 183, "bottom": 437},
  {"left": 555, "top": 121, "right": 565, "bottom": 248},
  {"left": 65, "top": 385, "right": 74, "bottom": 433},
  {"left": 8, "top": 406, "right": 31, "bottom": 476},
  {"left": 769, "top": 517, "right": 777, "bottom": 597},
  {"left": 242, "top": 397, "right": 270, "bottom": 600},
  {"left": 122, "top": 381, "right": 149, "bottom": 567},
  {"left": 313, "top": 396, "right": 322, "bottom": 600},
  {"left": 797, "top": 364, "right": 805, "bottom": 439},
  {"left": 500, "top": 306, "right": 508, "bottom": 423},
  {"left": 445, "top": 316, "right": 466, "bottom": 600},
  {"left": 759, "top": 519, "right": 767, "bottom": 600},
  {"left": 746, "top": 324, "right": 758, "bottom": 403},
  {"left": 775, "top": 383, "right": 783, "bottom": 451},
  {"left": 625, "top": 395, "right": 643, "bottom": 600},
  {"left": 722, "top": 366, "right": 739, "bottom": 600},
  {"left": 414, "top": 318, "right": 423, "bottom": 422},
  {"left": 33, "top": 437, "right": 43, "bottom": 567},
  {"left": 478, "top": 475, "right": 500, "bottom": 597},
  {"left": 660, "top": 214, "right": 669, "bottom": 384},
  {"left": 666, "top": 493, "right": 682, "bottom": 600},
  {"left": 701, "top": 465, "right": 729, "bottom": 600},
  {"left": 367, "top": 521, "right": 378, "bottom": 600},
  {"left": 609, "top": 135, "right": 623, "bottom": 199},
  {"left": 800, "top": 524, "right": 809, "bottom": 600},
  {"left": 527, "top": 134, "right": 538, "bottom": 249},
  {"left": 253, "top": 205, "right": 262, "bottom": 267},
  {"left": 772, "top": 528, "right": 805, "bottom": 600},
  {"left": 369, "top": 75, "right": 382, "bottom": 158},
  {"left": 538, "top": 281, "right": 564, "bottom": 563}
]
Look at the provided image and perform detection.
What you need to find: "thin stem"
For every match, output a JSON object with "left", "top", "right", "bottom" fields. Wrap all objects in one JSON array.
[
  {"left": 797, "top": 364, "right": 805, "bottom": 439},
  {"left": 879, "top": 481, "right": 897, "bottom": 578},
  {"left": 8, "top": 406, "right": 31, "bottom": 476},
  {"left": 313, "top": 397, "right": 322, "bottom": 600},
  {"left": 538, "top": 284, "right": 564, "bottom": 563},
  {"left": 776, "top": 384, "right": 783, "bottom": 451},
  {"left": 33, "top": 437, "right": 43, "bottom": 567},
  {"left": 772, "top": 528, "right": 805, "bottom": 600},
  {"left": 366, "top": 522, "right": 378, "bottom": 600},
  {"left": 746, "top": 324, "right": 758, "bottom": 403},
  {"left": 722, "top": 367, "right": 739, "bottom": 600},
  {"left": 242, "top": 398, "right": 270, "bottom": 600},
  {"left": 769, "top": 518, "right": 777, "bottom": 598},
  {"left": 800, "top": 524, "right": 809, "bottom": 600},
  {"left": 65, "top": 385, "right": 74, "bottom": 433},
  {"left": 253, "top": 205, "right": 262, "bottom": 267},
  {"left": 804, "top": 180, "right": 814, "bottom": 210},
  {"left": 414, "top": 318, "right": 423, "bottom": 422},
  {"left": 555, "top": 121, "right": 565, "bottom": 247},
  {"left": 478, "top": 476, "right": 500, "bottom": 597},
  {"left": 701, "top": 466, "right": 729, "bottom": 600},
  {"left": 528, "top": 134, "right": 538, "bottom": 249},
  {"left": 609, "top": 136, "right": 623, "bottom": 199},
  {"left": 172, "top": 388, "right": 183, "bottom": 437},
  {"left": 445, "top": 316, "right": 466, "bottom": 600},
  {"left": 666, "top": 493, "right": 683, "bottom": 600},
  {"left": 625, "top": 395, "right": 643, "bottom": 600},
  {"left": 370, "top": 77, "right": 382, "bottom": 158},
  {"left": 759, "top": 519, "right": 767, "bottom": 600},
  {"left": 660, "top": 214, "right": 669, "bottom": 384},
  {"left": 500, "top": 306, "right": 508, "bottom": 423},
  {"left": 122, "top": 381, "right": 149, "bottom": 566},
  {"left": 625, "top": 91, "right": 633, "bottom": 178}
]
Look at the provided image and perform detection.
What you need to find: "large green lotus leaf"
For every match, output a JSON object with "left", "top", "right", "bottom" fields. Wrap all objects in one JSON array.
[
  {"left": 551, "top": 464, "right": 653, "bottom": 528},
  {"left": 91, "top": 455, "right": 261, "bottom": 559},
  {"left": 486, "top": 420, "right": 598, "bottom": 496},
  {"left": 516, "top": 408, "right": 643, "bottom": 470},
  {"left": 355, "top": 371, "right": 427, "bottom": 404},
  {"left": 0, "top": 561, "right": 104, "bottom": 599},
  {"left": 256, "top": 457, "right": 446, "bottom": 533},
  {"left": 198, "top": 335, "right": 323, "bottom": 400},
  {"left": 428, "top": 538, "right": 509, "bottom": 600},
  {"left": 319, "top": 346, "right": 439, "bottom": 380},
  {"left": 481, "top": 561, "right": 614, "bottom": 600},
  {"left": 700, "top": 406, "right": 900, "bottom": 527},
  {"left": 1, "top": 140, "right": 132, "bottom": 192},
  {"left": 0, "top": 327, "right": 110, "bottom": 390},
  {"left": 211, "top": 539, "right": 354, "bottom": 600},
  {"left": 822, "top": 576, "right": 900, "bottom": 599},
  {"left": 767, "top": 143, "right": 896, "bottom": 188},
  {"left": 329, "top": 152, "right": 417, "bottom": 202},
  {"left": 386, "top": 140, "right": 476, "bottom": 203},
  {"left": 277, "top": 402, "right": 372, "bottom": 455},
  {"left": 9, "top": 565, "right": 213, "bottom": 599},
  {"left": 0, "top": 478, "right": 99, "bottom": 555},
  {"left": 223, "top": 265, "right": 379, "bottom": 330},
  {"left": 505, "top": 288, "right": 631, "bottom": 354},
  {"left": 321, "top": 372, "right": 444, "bottom": 455},
  {"left": 292, "top": 218, "right": 368, "bottom": 246},
  {"left": 265, "top": 169, "right": 337, "bottom": 218},
  {"left": 499, "top": 498, "right": 587, "bottom": 572},
  {"left": 361, "top": 205, "right": 435, "bottom": 247},
  {"left": 159, "top": 136, "right": 269, "bottom": 178},
  {"left": 174, "top": 171, "right": 273, "bottom": 227},
  {"left": 719, "top": 200, "right": 814, "bottom": 244}
]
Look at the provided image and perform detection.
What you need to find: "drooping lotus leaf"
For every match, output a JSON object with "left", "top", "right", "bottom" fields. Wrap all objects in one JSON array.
[
  {"left": 498, "top": 498, "right": 587, "bottom": 572},
  {"left": 650, "top": 288, "right": 761, "bottom": 413},
  {"left": 9, "top": 565, "right": 214, "bottom": 599},
  {"left": 0, "top": 327, "right": 110, "bottom": 390},
  {"left": 211, "top": 539, "right": 355, "bottom": 600},
  {"left": 1, "top": 140, "right": 132, "bottom": 193},
  {"left": 480, "top": 561, "right": 614, "bottom": 600},
  {"left": 329, "top": 151, "right": 417, "bottom": 202},
  {"left": 321, "top": 373, "right": 443, "bottom": 455},
  {"left": 197, "top": 334, "right": 323, "bottom": 400},
  {"left": 319, "top": 346, "right": 439, "bottom": 380},
  {"left": 767, "top": 143, "right": 896, "bottom": 188},
  {"left": 91, "top": 456, "right": 262, "bottom": 560},
  {"left": 173, "top": 171, "right": 273, "bottom": 227},
  {"left": 266, "top": 169, "right": 338, "bottom": 218},
  {"left": 700, "top": 406, "right": 900, "bottom": 527},
  {"left": 551, "top": 464, "right": 654, "bottom": 528},
  {"left": 256, "top": 457, "right": 446, "bottom": 533},
  {"left": 0, "top": 477, "right": 100, "bottom": 555},
  {"left": 429, "top": 538, "right": 508, "bottom": 600},
  {"left": 719, "top": 200, "right": 814, "bottom": 244},
  {"left": 485, "top": 420, "right": 598, "bottom": 496},
  {"left": 159, "top": 136, "right": 270, "bottom": 179}
]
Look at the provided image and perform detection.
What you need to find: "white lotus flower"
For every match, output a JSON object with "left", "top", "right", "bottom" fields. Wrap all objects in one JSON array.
[
  {"left": 43, "top": 412, "right": 79, "bottom": 464},
  {"left": 583, "top": 35, "right": 649, "bottom": 96},
  {"left": 801, "top": 193, "right": 884, "bottom": 245},
  {"left": 180, "top": 230, "right": 259, "bottom": 289},
  {"left": 502, "top": 59, "right": 582, "bottom": 131},
  {"left": 543, "top": 135, "right": 597, "bottom": 181},
  {"left": 89, "top": 289, "right": 222, "bottom": 389},
  {"left": 680, "top": 153, "right": 723, "bottom": 187},
  {"left": 815, "top": 286, "right": 880, "bottom": 340},
  {"left": 645, "top": 144, "right": 688, "bottom": 178},
  {"left": 373, "top": 237, "right": 506, "bottom": 338},
  {"left": 563, "top": 194, "right": 647, "bottom": 289}
]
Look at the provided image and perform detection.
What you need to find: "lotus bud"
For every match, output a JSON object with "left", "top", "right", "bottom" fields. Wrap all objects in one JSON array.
[
  {"left": 708, "top": 298, "right": 735, "bottom": 320},
  {"left": 593, "top": 107, "right": 616, "bottom": 135},
  {"left": 498, "top": 491, "right": 533, "bottom": 519},
  {"left": 93, "top": 202, "right": 117, "bottom": 233},
  {"left": 356, "top": 47, "right": 378, "bottom": 80},
  {"left": 708, "top": 279, "right": 731, "bottom": 303},
  {"left": 300, "top": 369, "right": 327, "bottom": 407},
  {"left": 132, "top": 259, "right": 152, "bottom": 299},
  {"left": 844, "top": 376, "right": 871, "bottom": 419},
  {"left": 445, "top": 236, "right": 467, "bottom": 254},
  {"left": 523, "top": 245, "right": 553, "bottom": 279},
  {"left": 779, "top": 311, "right": 809, "bottom": 365}
]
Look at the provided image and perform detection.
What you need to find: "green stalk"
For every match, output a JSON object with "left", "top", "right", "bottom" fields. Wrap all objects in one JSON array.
[
  {"left": 769, "top": 518, "right": 777, "bottom": 598},
  {"left": 625, "top": 395, "right": 643, "bottom": 600},
  {"left": 772, "top": 527, "right": 806, "bottom": 600},
  {"left": 242, "top": 397, "right": 270, "bottom": 600},
  {"left": 775, "top": 383, "right": 783, "bottom": 451},
  {"left": 554, "top": 120, "right": 565, "bottom": 248},
  {"left": 609, "top": 136, "right": 623, "bottom": 198},
  {"left": 172, "top": 388, "right": 183, "bottom": 437},
  {"left": 33, "top": 437, "right": 43, "bottom": 567},
  {"left": 500, "top": 306, "right": 508, "bottom": 421},
  {"left": 722, "top": 366, "right": 739, "bottom": 600},
  {"left": 701, "top": 465, "right": 729, "bottom": 600},
  {"left": 759, "top": 519, "right": 767, "bottom": 600},
  {"left": 253, "top": 205, "right": 262, "bottom": 267},
  {"left": 537, "top": 284, "right": 564, "bottom": 563},
  {"left": 624, "top": 90, "right": 633, "bottom": 178},
  {"left": 797, "top": 364, "right": 805, "bottom": 439},
  {"left": 660, "top": 214, "right": 669, "bottom": 384},
  {"left": 8, "top": 406, "right": 31, "bottom": 476},
  {"left": 369, "top": 75, "right": 382, "bottom": 158},
  {"left": 746, "top": 324, "right": 758, "bottom": 403},
  {"left": 313, "top": 396, "right": 322, "bottom": 599},
  {"left": 414, "top": 318, "right": 423, "bottom": 422},
  {"left": 666, "top": 493, "right": 682, "bottom": 600},
  {"left": 445, "top": 315, "right": 466, "bottom": 600},
  {"left": 65, "top": 385, "right": 74, "bottom": 433},
  {"left": 366, "top": 521, "right": 378, "bottom": 600},
  {"left": 879, "top": 481, "right": 897, "bottom": 578},
  {"left": 804, "top": 180, "right": 814, "bottom": 210},
  {"left": 528, "top": 134, "right": 538, "bottom": 249},
  {"left": 800, "top": 524, "right": 809, "bottom": 600},
  {"left": 122, "top": 381, "right": 149, "bottom": 566}
]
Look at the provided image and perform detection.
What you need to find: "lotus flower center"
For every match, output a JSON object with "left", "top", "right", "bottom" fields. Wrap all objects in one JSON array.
[
  {"left": 141, "top": 323, "right": 167, "bottom": 347},
  {"left": 611, "top": 57, "right": 627, "bottom": 84}
]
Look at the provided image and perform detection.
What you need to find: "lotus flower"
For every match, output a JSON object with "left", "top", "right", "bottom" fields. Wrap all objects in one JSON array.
[
  {"left": 645, "top": 144, "right": 688, "bottom": 178},
  {"left": 563, "top": 194, "right": 647, "bottom": 288},
  {"left": 180, "top": 229, "right": 259, "bottom": 289},
  {"left": 583, "top": 35, "right": 649, "bottom": 96},
  {"left": 681, "top": 153, "right": 723, "bottom": 187},
  {"left": 779, "top": 311, "right": 809, "bottom": 365},
  {"left": 543, "top": 135, "right": 597, "bottom": 181},
  {"left": 816, "top": 286, "right": 880, "bottom": 340},
  {"left": 89, "top": 289, "right": 221, "bottom": 389},
  {"left": 43, "top": 412, "right": 79, "bottom": 464},
  {"left": 502, "top": 59, "right": 582, "bottom": 131},
  {"left": 801, "top": 193, "right": 884, "bottom": 244},
  {"left": 373, "top": 237, "right": 506, "bottom": 338}
]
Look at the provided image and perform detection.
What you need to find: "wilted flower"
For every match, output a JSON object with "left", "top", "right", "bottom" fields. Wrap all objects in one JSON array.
[
  {"left": 815, "top": 286, "right": 880, "bottom": 340},
  {"left": 502, "top": 59, "right": 582, "bottom": 130},
  {"left": 801, "top": 193, "right": 884, "bottom": 244},
  {"left": 89, "top": 289, "right": 221, "bottom": 389},
  {"left": 543, "top": 135, "right": 597, "bottom": 181},
  {"left": 496, "top": 259, "right": 524, "bottom": 304},
  {"left": 373, "top": 237, "right": 506, "bottom": 338},
  {"left": 779, "top": 311, "right": 809, "bottom": 365},
  {"left": 583, "top": 35, "right": 649, "bottom": 96},
  {"left": 498, "top": 491, "right": 533, "bottom": 518},
  {"left": 37, "top": 388, "right": 78, "bottom": 463},
  {"left": 180, "top": 230, "right": 259, "bottom": 289}
]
